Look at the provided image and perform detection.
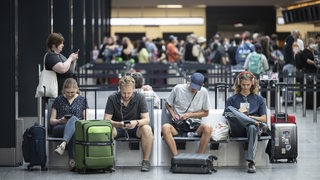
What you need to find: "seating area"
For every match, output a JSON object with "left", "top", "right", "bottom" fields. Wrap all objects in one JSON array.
[
  {"left": 42, "top": 62, "right": 318, "bottom": 171},
  {"left": 5, "top": 98, "right": 319, "bottom": 179},
  {"left": 45, "top": 99, "right": 271, "bottom": 167}
]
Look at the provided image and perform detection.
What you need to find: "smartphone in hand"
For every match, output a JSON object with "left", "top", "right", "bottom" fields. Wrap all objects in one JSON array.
[
  {"left": 65, "top": 115, "right": 72, "bottom": 119},
  {"left": 124, "top": 120, "right": 131, "bottom": 125}
]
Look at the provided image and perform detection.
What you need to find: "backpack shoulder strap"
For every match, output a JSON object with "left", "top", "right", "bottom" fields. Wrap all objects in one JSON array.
[{"left": 244, "top": 43, "right": 254, "bottom": 52}]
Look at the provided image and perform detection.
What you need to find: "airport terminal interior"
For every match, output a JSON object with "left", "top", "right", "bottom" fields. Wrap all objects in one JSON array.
[
  {"left": 1, "top": 91, "right": 320, "bottom": 179},
  {"left": 1, "top": 0, "right": 320, "bottom": 179}
]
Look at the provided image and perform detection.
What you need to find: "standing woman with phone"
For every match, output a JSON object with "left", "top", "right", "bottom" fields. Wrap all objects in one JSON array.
[
  {"left": 49, "top": 78, "right": 89, "bottom": 170},
  {"left": 45, "top": 32, "right": 79, "bottom": 95}
]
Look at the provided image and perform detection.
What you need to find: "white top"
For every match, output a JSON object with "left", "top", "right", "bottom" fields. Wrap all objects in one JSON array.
[{"left": 166, "top": 84, "right": 211, "bottom": 117}]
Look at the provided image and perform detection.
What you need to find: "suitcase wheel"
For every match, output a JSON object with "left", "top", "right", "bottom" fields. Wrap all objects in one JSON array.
[
  {"left": 106, "top": 167, "right": 115, "bottom": 173},
  {"left": 270, "top": 158, "right": 277, "bottom": 163},
  {"left": 27, "top": 165, "right": 32, "bottom": 171},
  {"left": 212, "top": 167, "right": 218, "bottom": 173},
  {"left": 41, "top": 166, "right": 48, "bottom": 171},
  {"left": 287, "top": 158, "right": 297, "bottom": 163},
  {"left": 77, "top": 168, "right": 86, "bottom": 174},
  {"left": 270, "top": 158, "right": 274, "bottom": 163}
]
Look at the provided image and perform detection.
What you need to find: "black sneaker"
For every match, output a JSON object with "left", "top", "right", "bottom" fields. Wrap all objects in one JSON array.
[
  {"left": 247, "top": 161, "right": 256, "bottom": 173},
  {"left": 259, "top": 122, "right": 269, "bottom": 134},
  {"left": 141, "top": 160, "right": 150, "bottom": 172},
  {"left": 68, "top": 159, "right": 76, "bottom": 172}
]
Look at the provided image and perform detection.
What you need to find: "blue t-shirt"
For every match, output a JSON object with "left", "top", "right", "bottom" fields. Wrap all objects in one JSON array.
[{"left": 224, "top": 93, "right": 266, "bottom": 117}]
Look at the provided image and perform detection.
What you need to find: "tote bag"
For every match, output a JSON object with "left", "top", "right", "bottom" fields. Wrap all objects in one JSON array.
[
  {"left": 35, "top": 53, "right": 58, "bottom": 98},
  {"left": 211, "top": 122, "right": 229, "bottom": 141}
]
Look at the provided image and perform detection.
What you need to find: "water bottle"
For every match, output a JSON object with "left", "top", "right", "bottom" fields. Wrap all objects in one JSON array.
[{"left": 187, "top": 132, "right": 199, "bottom": 137}]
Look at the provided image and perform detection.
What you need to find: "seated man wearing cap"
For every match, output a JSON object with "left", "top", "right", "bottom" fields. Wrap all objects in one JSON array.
[{"left": 162, "top": 72, "right": 212, "bottom": 156}]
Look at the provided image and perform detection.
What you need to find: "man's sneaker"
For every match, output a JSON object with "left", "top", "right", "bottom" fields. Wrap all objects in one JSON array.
[
  {"left": 259, "top": 122, "right": 269, "bottom": 134},
  {"left": 54, "top": 143, "right": 66, "bottom": 156},
  {"left": 247, "top": 161, "right": 256, "bottom": 173},
  {"left": 141, "top": 160, "right": 150, "bottom": 172}
]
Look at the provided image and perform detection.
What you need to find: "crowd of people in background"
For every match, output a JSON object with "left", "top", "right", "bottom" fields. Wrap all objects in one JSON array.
[
  {"left": 90, "top": 30, "right": 320, "bottom": 109},
  {"left": 91, "top": 30, "right": 318, "bottom": 74}
]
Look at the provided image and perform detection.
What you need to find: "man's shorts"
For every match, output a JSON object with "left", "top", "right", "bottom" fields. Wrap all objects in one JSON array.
[{"left": 115, "top": 126, "right": 139, "bottom": 139}]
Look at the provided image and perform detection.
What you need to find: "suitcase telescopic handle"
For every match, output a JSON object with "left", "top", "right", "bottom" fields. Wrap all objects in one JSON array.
[
  {"left": 214, "top": 82, "right": 229, "bottom": 109},
  {"left": 274, "top": 82, "right": 288, "bottom": 122}
]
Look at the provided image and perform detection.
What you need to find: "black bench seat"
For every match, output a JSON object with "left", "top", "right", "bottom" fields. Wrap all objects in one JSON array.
[{"left": 170, "top": 135, "right": 271, "bottom": 150}]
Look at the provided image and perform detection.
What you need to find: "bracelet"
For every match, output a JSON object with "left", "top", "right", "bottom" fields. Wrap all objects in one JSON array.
[{"left": 136, "top": 120, "right": 139, "bottom": 127}]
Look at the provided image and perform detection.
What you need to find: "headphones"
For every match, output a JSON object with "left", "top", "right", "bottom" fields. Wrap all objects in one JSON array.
[{"left": 237, "top": 71, "right": 256, "bottom": 85}]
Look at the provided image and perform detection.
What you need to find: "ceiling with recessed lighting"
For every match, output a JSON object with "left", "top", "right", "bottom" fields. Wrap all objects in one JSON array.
[{"left": 112, "top": 0, "right": 312, "bottom": 8}]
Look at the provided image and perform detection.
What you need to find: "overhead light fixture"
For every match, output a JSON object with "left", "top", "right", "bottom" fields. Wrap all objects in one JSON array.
[
  {"left": 195, "top": 4, "right": 206, "bottom": 8},
  {"left": 157, "top": 4, "right": 183, "bottom": 8},
  {"left": 111, "top": 18, "right": 204, "bottom": 26},
  {"left": 277, "top": 17, "right": 285, "bottom": 25},
  {"left": 234, "top": 23, "right": 243, "bottom": 28}
]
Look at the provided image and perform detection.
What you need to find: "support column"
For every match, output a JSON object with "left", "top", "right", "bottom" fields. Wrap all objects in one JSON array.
[
  {"left": 53, "top": 0, "right": 72, "bottom": 53},
  {"left": 73, "top": 0, "right": 85, "bottom": 66},
  {"left": 85, "top": 0, "right": 94, "bottom": 63},
  {"left": 18, "top": 0, "right": 50, "bottom": 117}
]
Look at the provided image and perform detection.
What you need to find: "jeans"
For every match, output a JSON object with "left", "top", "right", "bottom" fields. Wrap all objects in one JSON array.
[
  {"left": 225, "top": 106, "right": 259, "bottom": 162},
  {"left": 52, "top": 116, "right": 78, "bottom": 159},
  {"left": 282, "top": 64, "right": 296, "bottom": 103}
]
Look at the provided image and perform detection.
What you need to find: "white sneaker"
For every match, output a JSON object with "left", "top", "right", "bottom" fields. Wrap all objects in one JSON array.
[{"left": 54, "top": 143, "right": 66, "bottom": 155}]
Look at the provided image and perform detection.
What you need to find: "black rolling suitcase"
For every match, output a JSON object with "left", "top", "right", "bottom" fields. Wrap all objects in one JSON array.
[
  {"left": 22, "top": 122, "right": 47, "bottom": 170},
  {"left": 171, "top": 153, "right": 217, "bottom": 174},
  {"left": 270, "top": 82, "right": 298, "bottom": 163}
]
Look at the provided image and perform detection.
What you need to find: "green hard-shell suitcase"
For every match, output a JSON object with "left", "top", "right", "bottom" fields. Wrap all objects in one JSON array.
[{"left": 75, "top": 120, "right": 114, "bottom": 173}]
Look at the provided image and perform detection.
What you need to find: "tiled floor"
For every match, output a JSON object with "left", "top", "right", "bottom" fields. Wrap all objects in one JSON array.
[{"left": 1, "top": 91, "right": 320, "bottom": 180}]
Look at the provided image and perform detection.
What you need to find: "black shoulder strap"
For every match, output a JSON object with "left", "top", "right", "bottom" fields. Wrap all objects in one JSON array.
[{"left": 185, "top": 92, "right": 197, "bottom": 113}]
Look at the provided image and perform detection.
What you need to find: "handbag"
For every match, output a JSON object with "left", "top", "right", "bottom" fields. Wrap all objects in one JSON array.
[
  {"left": 172, "top": 118, "right": 201, "bottom": 133},
  {"left": 211, "top": 122, "right": 229, "bottom": 141},
  {"left": 35, "top": 53, "right": 58, "bottom": 98},
  {"left": 172, "top": 92, "right": 201, "bottom": 133}
]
